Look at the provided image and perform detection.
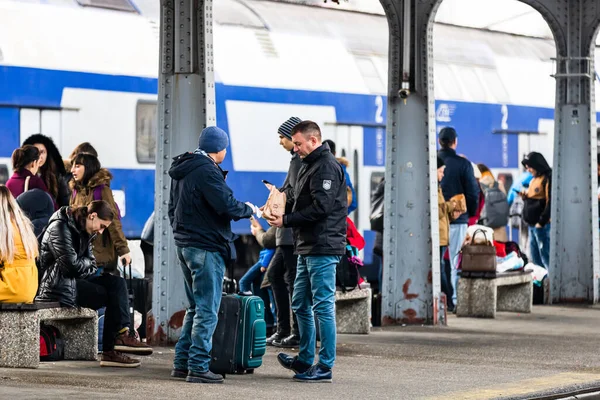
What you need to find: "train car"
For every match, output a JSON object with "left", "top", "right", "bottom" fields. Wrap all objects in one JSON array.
[{"left": 0, "top": 0, "right": 599, "bottom": 274}]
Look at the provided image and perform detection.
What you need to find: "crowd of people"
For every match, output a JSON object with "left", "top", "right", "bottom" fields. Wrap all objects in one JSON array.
[{"left": 0, "top": 135, "right": 151, "bottom": 368}]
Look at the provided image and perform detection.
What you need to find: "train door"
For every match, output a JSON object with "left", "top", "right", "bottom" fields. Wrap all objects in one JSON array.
[{"left": 19, "top": 108, "right": 79, "bottom": 156}]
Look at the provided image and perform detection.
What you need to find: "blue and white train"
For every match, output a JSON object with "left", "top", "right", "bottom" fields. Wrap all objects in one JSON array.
[{"left": 0, "top": 0, "right": 599, "bottom": 268}]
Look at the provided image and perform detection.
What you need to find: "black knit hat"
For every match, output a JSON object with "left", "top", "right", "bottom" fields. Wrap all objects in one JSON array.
[{"left": 278, "top": 117, "right": 302, "bottom": 140}]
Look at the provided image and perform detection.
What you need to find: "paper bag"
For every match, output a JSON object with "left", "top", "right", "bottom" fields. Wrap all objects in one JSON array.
[
  {"left": 262, "top": 183, "right": 286, "bottom": 220},
  {"left": 449, "top": 193, "right": 467, "bottom": 214}
]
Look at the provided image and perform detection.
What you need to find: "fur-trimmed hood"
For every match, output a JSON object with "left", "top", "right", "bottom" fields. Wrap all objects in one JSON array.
[
  {"left": 336, "top": 157, "right": 349, "bottom": 167},
  {"left": 69, "top": 168, "right": 113, "bottom": 191}
]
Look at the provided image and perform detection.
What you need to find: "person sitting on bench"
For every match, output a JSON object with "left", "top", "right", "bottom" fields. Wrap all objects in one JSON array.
[
  {"left": 0, "top": 185, "right": 39, "bottom": 303},
  {"left": 36, "top": 200, "right": 152, "bottom": 368}
]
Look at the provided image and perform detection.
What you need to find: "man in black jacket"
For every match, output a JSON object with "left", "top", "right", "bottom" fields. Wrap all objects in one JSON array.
[
  {"left": 267, "top": 121, "right": 347, "bottom": 383},
  {"left": 168, "top": 126, "right": 256, "bottom": 384},
  {"left": 437, "top": 127, "right": 479, "bottom": 308},
  {"left": 267, "top": 116, "right": 303, "bottom": 348}
]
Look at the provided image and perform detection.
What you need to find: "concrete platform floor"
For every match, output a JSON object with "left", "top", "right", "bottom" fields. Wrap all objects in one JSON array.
[{"left": 1, "top": 305, "right": 600, "bottom": 400}]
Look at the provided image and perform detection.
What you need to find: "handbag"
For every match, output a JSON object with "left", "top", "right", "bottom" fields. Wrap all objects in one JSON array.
[{"left": 461, "top": 229, "right": 497, "bottom": 273}]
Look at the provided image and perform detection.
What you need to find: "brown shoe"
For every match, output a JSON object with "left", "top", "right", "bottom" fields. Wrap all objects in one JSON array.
[
  {"left": 100, "top": 350, "right": 141, "bottom": 368},
  {"left": 114, "top": 330, "right": 153, "bottom": 355}
]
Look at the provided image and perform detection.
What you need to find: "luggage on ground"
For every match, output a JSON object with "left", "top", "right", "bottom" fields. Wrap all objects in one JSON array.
[
  {"left": 210, "top": 293, "right": 267, "bottom": 375},
  {"left": 40, "top": 323, "right": 64, "bottom": 361}
]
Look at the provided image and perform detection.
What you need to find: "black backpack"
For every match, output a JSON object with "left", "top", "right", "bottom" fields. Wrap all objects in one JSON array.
[
  {"left": 336, "top": 246, "right": 362, "bottom": 292},
  {"left": 479, "top": 181, "right": 510, "bottom": 228}
]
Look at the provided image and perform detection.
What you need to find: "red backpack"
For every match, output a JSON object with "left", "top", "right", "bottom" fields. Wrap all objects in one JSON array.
[{"left": 40, "top": 324, "right": 64, "bottom": 361}]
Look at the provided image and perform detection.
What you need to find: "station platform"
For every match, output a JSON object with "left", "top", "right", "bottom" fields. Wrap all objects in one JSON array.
[{"left": 1, "top": 305, "right": 599, "bottom": 400}]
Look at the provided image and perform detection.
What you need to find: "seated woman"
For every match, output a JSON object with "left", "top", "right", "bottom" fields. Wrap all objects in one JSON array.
[
  {"left": 36, "top": 200, "right": 152, "bottom": 368},
  {"left": 0, "top": 185, "right": 39, "bottom": 303}
]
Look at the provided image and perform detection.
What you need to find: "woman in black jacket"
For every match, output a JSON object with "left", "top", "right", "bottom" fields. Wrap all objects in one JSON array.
[{"left": 36, "top": 200, "right": 151, "bottom": 367}]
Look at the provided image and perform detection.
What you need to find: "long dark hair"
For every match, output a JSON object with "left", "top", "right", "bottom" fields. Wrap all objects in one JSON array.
[
  {"left": 72, "top": 200, "right": 114, "bottom": 230},
  {"left": 12, "top": 145, "right": 40, "bottom": 171},
  {"left": 72, "top": 153, "right": 101, "bottom": 187},
  {"left": 22, "top": 134, "right": 66, "bottom": 199}
]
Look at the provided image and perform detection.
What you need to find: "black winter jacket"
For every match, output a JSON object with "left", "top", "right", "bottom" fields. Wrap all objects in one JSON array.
[
  {"left": 276, "top": 151, "right": 302, "bottom": 247},
  {"left": 36, "top": 207, "right": 98, "bottom": 307},
  {"left": 283, "top": 144, "right": 347, "bottom": 255},
  {"left": 168, "top": 151, "right": 253, "bottom": 262},
  {"left": 438, "top": 148, "right": 480, "bottom": 224}
]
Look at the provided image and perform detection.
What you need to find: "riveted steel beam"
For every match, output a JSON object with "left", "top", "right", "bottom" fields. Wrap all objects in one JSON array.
[{"left": 152, "top": 0, "right": 216, "bottom": 345}]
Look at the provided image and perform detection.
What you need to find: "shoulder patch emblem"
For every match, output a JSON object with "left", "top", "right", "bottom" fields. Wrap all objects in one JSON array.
[{"left": 323, "top": 180, "right": 332, "bottom": 190}]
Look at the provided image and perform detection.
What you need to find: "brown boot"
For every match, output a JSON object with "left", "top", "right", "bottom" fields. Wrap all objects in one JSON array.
[
  {"left": 100, "top": 350, "right": 141, "bottom": 368},
  {"left": 114, "top": 330, "right": 153, "bottom": 355}
]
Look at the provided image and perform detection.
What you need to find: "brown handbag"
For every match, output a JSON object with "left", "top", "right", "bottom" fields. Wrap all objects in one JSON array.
[{"left": 461, "top": 229, "right": 497, "bottom": 272}]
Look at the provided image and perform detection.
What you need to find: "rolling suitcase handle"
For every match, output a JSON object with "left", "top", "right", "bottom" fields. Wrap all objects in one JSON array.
[{"left": 125, "top": 261, "right": 136, "bottom": 338}]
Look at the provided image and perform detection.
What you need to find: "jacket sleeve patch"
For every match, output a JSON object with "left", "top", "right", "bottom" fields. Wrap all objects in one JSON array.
[{"left": 323, "top": 180, "right": 332, "bottom": 190}]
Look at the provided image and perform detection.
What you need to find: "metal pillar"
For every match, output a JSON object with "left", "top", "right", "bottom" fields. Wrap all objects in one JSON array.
[
  {"left": 379, "top": 0, "right": 444, "bottom": 325},
  {"left": 517, "top": 0, "right": 600, "bottom": 303},
  {"left": 152, "top": 0, "right": 216, "bottom": 344}
]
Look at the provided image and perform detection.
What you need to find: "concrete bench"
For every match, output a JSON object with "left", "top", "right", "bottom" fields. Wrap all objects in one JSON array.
[
  {"left": 456, "top": 270, "right": 533, "bottom": 318},
  {"left": 0, "top": 302, "right": 98, "bottom": 368},
  {"left": 335, "top": 287, "right": 371, "bottom": 334}
]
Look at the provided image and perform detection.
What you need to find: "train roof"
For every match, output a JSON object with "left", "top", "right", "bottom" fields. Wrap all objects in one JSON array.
[{"left": 0, "top": 0, "right": 598, "bottom": 109}]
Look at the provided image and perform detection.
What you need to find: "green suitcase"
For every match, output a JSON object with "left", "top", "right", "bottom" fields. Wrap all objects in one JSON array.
[{"left": 210, "top": 294, "right": 267, "bottom": 374}]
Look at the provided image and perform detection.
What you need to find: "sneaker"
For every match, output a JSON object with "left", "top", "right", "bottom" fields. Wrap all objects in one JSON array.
[
  {"left": 273, "top": 334, "right": 300, "bottom": 348},
  {"left": 267, "top": 331, "right": 289, "bottom": 346},
  {"left": 186, "top": 370, "right": 224, "bottom": 384},
  {"left": 293, "top": 364, "right": 332, "bottom": 383},
  {"left": 114, "top": 330, "right": 154, "bottom": 355},
  {"left": 100, "top": 350, "right": 141, "bottom": 368},
  {"left": 171, "top": 368, "right": 188, "bottom": 379},
  {"left": 277, "top": 353, "right": 311, "bottom": 374}
]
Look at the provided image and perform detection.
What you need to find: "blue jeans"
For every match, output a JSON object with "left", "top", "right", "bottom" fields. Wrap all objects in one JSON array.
[
  {"left": 173, "top": 247, "right": 225, "bottom": 373},
  {"left": 239, "top": 261, "right": 264, "bottom": 293},
  {"left": 449, "top": 224, "right": 468, "bottom": 303},
  {"left": 529, "top": 224, "right": 551, "bottom": 270},
  {"left": 292, "top": 255, "right": 340, "bottom": 370}
]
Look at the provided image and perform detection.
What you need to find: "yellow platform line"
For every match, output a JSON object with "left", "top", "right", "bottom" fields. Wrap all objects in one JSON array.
[{"left": 425, "top": 372, "right": 600, "bottom": 400}]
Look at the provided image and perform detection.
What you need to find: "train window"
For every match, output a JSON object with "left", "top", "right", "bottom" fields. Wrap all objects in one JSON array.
[
  {"left": 136, "top": 101, "right": 157, "bottom": 164},
  {"left": 76, "top": 0, "right": 137, "bottom": 12}
]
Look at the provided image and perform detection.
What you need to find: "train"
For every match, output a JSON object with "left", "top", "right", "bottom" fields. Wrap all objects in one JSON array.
[{"left": 0, "top": 0, "right": 599, "bottom": 272}]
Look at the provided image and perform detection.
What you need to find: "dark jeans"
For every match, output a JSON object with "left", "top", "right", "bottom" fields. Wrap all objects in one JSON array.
[
  {"left": 76, "top": 274, "right": 130, "bottom": 352},
  {"left": 439, "top": 246, "right": 454, "bottom": 308},
  {"left": 268, "top": 245, "right": 298, "bottom": 336}
]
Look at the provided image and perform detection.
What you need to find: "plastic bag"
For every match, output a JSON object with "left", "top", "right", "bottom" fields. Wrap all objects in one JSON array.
[{"left": 262, "top": 183, "right": 286, "bottom": 220}]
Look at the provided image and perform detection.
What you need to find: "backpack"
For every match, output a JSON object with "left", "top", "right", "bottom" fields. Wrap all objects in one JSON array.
[
  {"left": 72, "top": 184, "right": 122, "bottom": 220},
  {"left": 40, "top": 323, "right": 64, "bottom": 361},
  {"left": 336, "top": 245, "right": 363, "bottom": 292},
  {"left": 479, "top": 181, "right": 509, "bottom": 228}
]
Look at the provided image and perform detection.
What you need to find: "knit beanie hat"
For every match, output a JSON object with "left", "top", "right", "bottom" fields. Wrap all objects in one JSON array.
[
  {"left": 278, "top": 117, "right": 302, "bottom": 140},
  {"left": 198, "top": 126, "right": 229, "bottom": 153}
]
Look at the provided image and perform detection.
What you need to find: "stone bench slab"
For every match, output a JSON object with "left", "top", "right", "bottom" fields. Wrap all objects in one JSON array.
[
  {"left": 457, "top": 271, "right": 533, "bottom": 319},
  {"left": 0, "top": 306, "right": 98, "bottom": 369},
  {"left": 335, "top": 288, "right": 371, "bottom": 334}
]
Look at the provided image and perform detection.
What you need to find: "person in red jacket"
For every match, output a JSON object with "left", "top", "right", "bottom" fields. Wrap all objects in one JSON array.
[{"left": 6, "top": 145, "right": 57, "bottom": 210}]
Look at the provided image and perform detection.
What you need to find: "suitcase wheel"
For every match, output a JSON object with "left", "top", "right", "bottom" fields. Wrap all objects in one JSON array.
[{"left": 246, "top": 369, "right": 254, "bottom": 374}]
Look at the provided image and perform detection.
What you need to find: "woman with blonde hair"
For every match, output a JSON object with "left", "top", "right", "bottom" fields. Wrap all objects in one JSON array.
[{"left": 0, "top": 185, "right": 39, "bottom": 303}]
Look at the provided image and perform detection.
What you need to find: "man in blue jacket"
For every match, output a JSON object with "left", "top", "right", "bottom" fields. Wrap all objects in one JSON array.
[
  {"left": 168, "top": 126, "right": 257, "bottom": 384},
  {"left": 437, "top": 127, "right": 479, "bottom": 309}
]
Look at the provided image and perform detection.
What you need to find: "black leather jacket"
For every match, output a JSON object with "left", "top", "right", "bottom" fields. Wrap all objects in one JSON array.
[{"left": 35, "top": 207, "right": 98, "bottom": 307}]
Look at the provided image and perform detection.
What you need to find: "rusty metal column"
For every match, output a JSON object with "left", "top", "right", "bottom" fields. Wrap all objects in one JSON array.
[
  {"left": 379, "top": 0, "right": 445, "bottom": 325},
  {"left": 152, "top": 0, "right": 216, "bottom": 344},
  {"left": 520, "top": 0, "right": 600, "bottom": 303}
]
